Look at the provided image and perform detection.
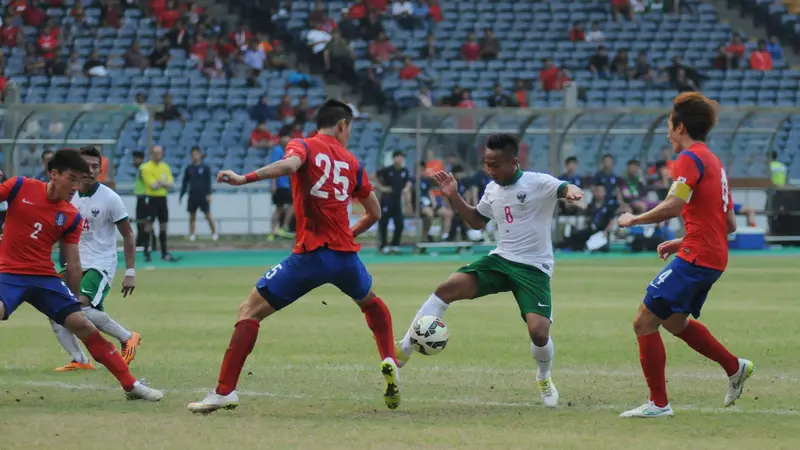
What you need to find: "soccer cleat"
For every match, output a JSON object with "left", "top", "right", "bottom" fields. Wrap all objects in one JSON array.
[
  {"left": 189, "top": 234, "right": 196, "bottom": 242},
  {"left": 620, "top": 401, "right": 674, "bottom": 418},
  {"left": 394, "top": 340, "right": 411, "bottom": 368},
  {"left": 188, "top": 390, "right": 239, "bottom": 414},
  {"left": 724, "top": 358, "right": 755, "bottom": 407},
  {"left": 212, "top": 233, "right": 219, "bottom": 242},
  {"left": 125, "top": 381, "right": 163, "bottom": 402},
  {"left": 121, "top": 332, "right": 142, "bottom": 365},
  {"left": 380, "top": 357, "right": 401, "bottom": 410},
  {"left": 54, "top": 360, "right": 96, "bottom": 372},
  {"left": 537, "top": 377, "right": 559, "bottom": 408}
]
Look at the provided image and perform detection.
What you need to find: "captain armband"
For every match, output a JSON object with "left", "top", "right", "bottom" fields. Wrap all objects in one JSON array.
[{"left": 668, "top": 180, "right": 693, "bottom": 202}]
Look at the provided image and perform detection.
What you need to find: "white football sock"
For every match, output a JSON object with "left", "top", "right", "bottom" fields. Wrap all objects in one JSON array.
[
  {"left": 50, "top": 320, "right": 89, "bottom": 364},
  {"left": 531, "top": 337, "right": 554, "bottom": 381},
  {"left": 400, "top": 293, "right": 449, "bottom": 354},
  {"left": 82, "top": 307, "right": 133, "bottom": 343}
]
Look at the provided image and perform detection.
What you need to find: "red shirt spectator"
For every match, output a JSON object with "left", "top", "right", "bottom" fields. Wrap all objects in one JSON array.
[
  {"left": 514, "top": 80, "right": 528, "bottom": 107},
  {"left": 228, "top": 26, "right": 253, "bottom": 50},
  {"left": 249, "top": 124, "right": 274, "bottom": 147},
  {"left": 555, "top": 70, "right": 572, "bottom": 90},
  {"left": 215, "top": 38, "right": 237, "bottom": 58},
  {"left": 461, "top": 34, "right": 480, "bottom": 61},
  {"left": 1, "top": 23, "right": 22, "bottom": 48},
  {"left": 366, "top": 0, "right": 387, "bottom": 11},
  {"left": 346, "top": 1, "right": 367, "bottom": 19},
  {"left": 149, "top": 0, "right": 167, "bottom": 15},
  {"left": 291, "top": 126, "right": 305, "bottom": 139},
  {"left": 727, "top": 37, "right": 745, "bottom": 58},
  {"left": 569, "top": 22, "right": 585, "bottom": 42},
  {"left": 191, "top": 38, "right": 209, "bottom": 60},
  {"left": 368, "top": 34, "right": 396, "bottom": 62},
  {"left": 159, "top": 8, "right": 181, "bottom": 28},
  {"left": 9, "top": 0, "right": 28, "bottom": 15},
  {"left": 429, "top": 0, "right": 443, "bottom": 22},
  {"left": 37, "top": 27, "right": 59, "bottom": 60},
  {"left": 539, "top": 60, "right": 559, "bottom": 91},
  {"left": 750, "top": 48, "right": 772, "bottom": 71},
  {"left": 399, "top": 58, "right": 421, "bottom": 80},
  {"left": 24, "top": 1, "right": 47, "bottom": 27},
  {"left": 277, "top": 96, "right": 295, "bottom": 120}
]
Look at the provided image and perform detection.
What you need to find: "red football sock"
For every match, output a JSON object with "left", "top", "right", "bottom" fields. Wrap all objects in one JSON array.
[
  {"left": 82, "top": 330, "right": 137, "bottom": 391},
  {"left": 216, "top": 319, "right": 260, "bottom": 396},
  {"left": 677, "top": 319, "right": 739, "bottom": 376},
  {"left": 638, "top": 332, "right": 669, "bottom": 407},
  {"left": 361, "top": 296, "right": 396, "bottom": 363}
]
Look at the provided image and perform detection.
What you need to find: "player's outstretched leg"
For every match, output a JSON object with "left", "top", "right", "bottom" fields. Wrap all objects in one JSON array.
[
  {"left": 82, "top": 307, "right": 142, "bottom": 365},
  {"left": 188, "top": 289, "right": 273, "bottom": 414},
  {"left": 526, "top": 314, "right": 558, "bottom": 408},
  {"left": 63, "top": 311, "right": 162, "bottom": 401},
  {"left": 358, "top": 292, "right": 400, "bottom": 410},
  {"left": 396, "top": 272, "right": 477, "bottom": 368},
  {"left": 620, "top": 303, "right": 673, "bottom": 418},
  {"left": 672, "top": 319, "right": 754, "bottom": 407},
  {"left": 50, "top": 320, "right": 95, "bottom": 371}
]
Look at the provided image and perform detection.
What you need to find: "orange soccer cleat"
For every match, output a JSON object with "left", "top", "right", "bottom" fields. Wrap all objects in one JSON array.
[
  {"left": 54, "top": 361, "right": 96, "bottom": 372},
  {"left": 121, "top": 332, "right": 142, "bottom": 365}
]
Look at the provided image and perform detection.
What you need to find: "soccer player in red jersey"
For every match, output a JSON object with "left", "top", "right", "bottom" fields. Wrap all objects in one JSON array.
[
  {"left": 188, "top": 100, "right": 399, "bottom": 414},
  {"left": 0, "top": 149, "right": 162, "bottom": 401},
  {"left": 616, "top": 93, "right": 753, "bottom": 418}
]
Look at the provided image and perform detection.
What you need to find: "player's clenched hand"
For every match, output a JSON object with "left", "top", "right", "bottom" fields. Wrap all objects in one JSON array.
[
  {"left": 657, "top": 239, "right": 682, "bottom": 260},
  {"left": 121, "top": 275, "right": 135, "bottom": 297},
  {"left": 564, "top": 185, "right": 583, "bottom": 202},
  {"left": 217, "top": 170, "right": 245, "bottom": 186},
  {"left": 432, "top": 171, "right": 458, "bottom": 197},
  {"left": 617, "top": 212, "right": 637, "bottom": 228}
]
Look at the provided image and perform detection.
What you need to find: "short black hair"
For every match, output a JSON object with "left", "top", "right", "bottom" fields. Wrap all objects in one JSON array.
[
  {"left": 316, "top": 99, "right": 353, "bottom": 129},
  {"left": 48, "top": 149, "right": 91, "bottom": 174},
  {"left": 278, "top": 125, "right": 293, "bottom": 137},
  {"left": 769, "top": 150, "right": 778, "bottom": 160},
  {"left": 79, "top": 146, "right": 102, "bottom": 164},
  {"left": 392, "top": 150, "right": 405, "bottom": 158},
  {"left": 41, "top": 150, "right": 53, "bottom": 160},
  {"left": 672, "top": 92, "right": 718, "bottom": 142},
  {"left": 602, "top": 154, "right": 614, "bottom": 160},
  {"left": 565, "top": 156, "right": 578, "bottom": 165},
  {"left": 190, "top": 146, "right": 201, "bottom": 153},
  {"left": 627, "top": 159, "right": 640, "bottom": 166},
  {"left": 132, "top": 150, "right": 145, "bottom": 159},
  {"left": 485, "top": 133, "right": 519, "bottom": 158}
]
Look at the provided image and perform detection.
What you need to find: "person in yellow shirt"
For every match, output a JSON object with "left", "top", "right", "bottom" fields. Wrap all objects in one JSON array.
[{"left": 139, "top": 146, "right": 178, "bottom": 262}]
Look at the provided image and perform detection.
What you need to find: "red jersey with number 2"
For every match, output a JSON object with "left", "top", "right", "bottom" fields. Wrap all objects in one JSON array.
[
  {"left": 283, "top": 134, "right": 373, "bottom": 253},
  {"left": 0, "top": 177, "right": 83, "bottom": 276},
  {"left": 672, "top": 143, "right": 732, "bottom": 271}
]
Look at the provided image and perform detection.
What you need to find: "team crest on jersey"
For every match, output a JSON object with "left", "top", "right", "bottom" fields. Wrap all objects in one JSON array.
[
  {"left": 517, "top": 191, "right": 527, "bottom": 203},
  {"left": 91, "top": 208, "right": 100, "bottom": 217},
  {"left": 55, "top": 212, "right": 66, "bottom": 227}
]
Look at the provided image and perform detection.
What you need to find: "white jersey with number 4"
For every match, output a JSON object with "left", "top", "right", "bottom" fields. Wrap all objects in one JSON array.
[
  {"left": 71, "top": 184, "right": 129, "bottom": 281},
  {"left": 476, "top": 171, "right": 566, "bottom": 277}
]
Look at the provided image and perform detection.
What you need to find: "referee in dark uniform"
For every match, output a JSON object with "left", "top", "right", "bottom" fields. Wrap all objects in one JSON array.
[
  {"left": 375, "top": 151, "right": 411, "bottom": 253},
  {"left": 180, "top": 146, "right": 218, "bottom": 241}
]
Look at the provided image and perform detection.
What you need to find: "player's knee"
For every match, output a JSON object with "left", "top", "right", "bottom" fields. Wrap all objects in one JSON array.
[
  {"left": 632, "top": 310, "right": 660, "bottom": 336},
  {"left": 434, "top": 274, "right": 474, "bottom": 303},
  {"left": 78, "top": 295, "right": 91, "bottom": 307},
  {"left": 237, "top": 290, "right": 275, "bottom": 322},
  {"left": 62, "top": 311, "right": 97, "bottom": 338},
  {"left": 526, "top": 314, "right": 551, "bottom": 346}
]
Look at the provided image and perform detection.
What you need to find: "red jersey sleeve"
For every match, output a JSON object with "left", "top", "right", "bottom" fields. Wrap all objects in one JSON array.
[
  {"left": 61, "top": 212, "right": 83, "bottom": 244},
  {"left": 351, "top": 162, "right": 373, "bottom": 200},
  {"left": 284, "top": 139, "right": 309, "bottom": 165},
  {"left": 672, "top": 151, "right": 702, "bottom": 189},
  {"left": 0, "top": 176, "right": 23, "bottom": 203}
]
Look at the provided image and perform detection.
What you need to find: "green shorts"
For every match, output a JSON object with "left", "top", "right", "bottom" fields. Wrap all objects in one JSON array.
[
  {"left": 58, "top": 269, "right": 111, "bottom": 311},
  {"left": 457, "top": 254, "right": 552, "bottom": 321}
]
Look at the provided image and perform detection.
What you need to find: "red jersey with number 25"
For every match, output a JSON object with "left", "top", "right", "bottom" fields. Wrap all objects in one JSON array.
[
  {"left": 0, "top": 177, "right": 83, "bottom": 276},
  {"left": 672, "top": 143, "right": 732, "bottom": 271},
  {"left": 283, "top": 134, "right": 373, "bottom": 253}
]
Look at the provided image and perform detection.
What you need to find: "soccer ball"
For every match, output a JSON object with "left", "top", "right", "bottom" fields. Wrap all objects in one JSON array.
[{"left": 409, "top": 315, "right": 449, "bottom": 355}]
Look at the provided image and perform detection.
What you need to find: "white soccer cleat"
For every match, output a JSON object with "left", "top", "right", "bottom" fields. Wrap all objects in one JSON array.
[
  {"left": 724, "top": 358, "right": 755, "bottom": 407},
  {"left": 125, "top": 381, "right": 164, "bottom": 402},
  {"left": 394, "top": 340, "right": 412, "bottom": 368},
  {"left": 620, "top": 401, "right": 674, "bottom": 418},
  {"left": 189, "top": 234, "right": 196, "bottom": 242},
  {"left": 537, "top": 377, "right": 559, "bottom": 408},
  {"left": 212, "top": 233, "right": 219, "bottom": 242},
  {"left": 187, "top": 390, "right": 239, "bottom": 414}
]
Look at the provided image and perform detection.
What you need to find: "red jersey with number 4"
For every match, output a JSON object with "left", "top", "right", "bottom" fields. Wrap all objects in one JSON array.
[
  {"left": 672, "top": 143, "right": 732, "bottom": 271},
  {"left": 283, "top": 134, "right": 373, "bottom": 253},
  {"left": 0, "top": 177, "right": 83, "bottom": 276}
]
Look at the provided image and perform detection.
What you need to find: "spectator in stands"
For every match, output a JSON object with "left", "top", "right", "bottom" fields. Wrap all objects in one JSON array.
[
  {"left": 35, "top": 150, "right": 53, "bottom": 182},
  {"left": 648, "top": 0, "right": 664, "bottom": 13},
  {"left": 619, "top": 159, "right": 647, "bottom": 214},
  {"left": 0, "top": 15, "right": 22, "bottom": 48},
  {"left": 630, "top": 0, "right": 646, "bottom": 14},
  {"left": 183, "top": 0, "right": 203, "bottom": 25},
  {"left": 749, "top": 39, "right": 773, "bottom": 71},
  {"left": 588, "top": 46, "right": 610, "bottom": 79},
  {"left": 149, "top": 38, "right": 171, "bottom": 69},
  {"left": 158, "top": 0, "right": 181, "bottom": 29},
  {"left": 190, "top": 34, "right": 210, "bottom": 61},
  {"left": 675, "top": 67, "right": 697, "bottom": 92},
  {"left": 558, "top": 156, "right": 585, "bottom": 216},
  {"left": 611, "top": 48, "right": 630, "bottom": 80},
  {"left": 268, "top": 127, "right": 294, "bottom": 241},
  {"left": 416, "top": 85, "right": 434, "bottom": 107},
  {"left": 277, "top": 94, "right": 294, "bottom": 121},
  {"left": 339, "top": 4, "right": 365, "bottom": 39},
  {"left": 559, "top": 185, "right": 617, "bottom": 252},
  {"left": 24, "top": 0, "right": 46, "bottom": 28},
  {"left": 712, "top": 45, "right": 735, "bottom": 71},
  {"left": 364, "top": 55, "right": 387, "bottom": 111},
  {"left": 228, "top": 23, "right": 252, "bottom": 51},
  {"left": 100, "top": 0, "right": 122, "bottom": 28},
  {"left": 569, "top": 21, "right": 585, "bottom": 42},
  {"left": 665, "top": 56, "right": 706, "bottom": 88},
  {"left": 83, "top": 48, "right": 107, "bottom": 77},
  {"left": 166, "top": 19, "right": 191, "bottom": 52},
  {"left": 633, "top": 50, "right": 655, "bottom": 82},
  {"left": 419, "top": 33, "right": 439, "bottom": 59},
  {"left": 767, "top": 35, "right": 783, "bottom": 61},
  {"left": 585, "top": 21, "right": 604, "bottom": 43},
  {"left": 23, "top": 42, "right": 45, "bottom": 75},
  {"left": 67, "top": 6, "right": 94, "bottom": 36},
  {"left": 647, "top": 161, "right": 672, "bottom": 202},
  {"left": 249, "top": 121, "right": 274, "bottom": 148},
  {"left": 457, "top": 89, "right": 476, "bottom": 108},
  {"left": 324, "top": 29, "right": 357, "bottom": 85},
  {"left": 308, "top": 0, "right": 328, "bottom": 27},
  {"left": 155, "top": 94, "right": 185, "bottom": 124},
  {"left": 135, "top": 93, "right": 149, "bottom": 123},
  {"left": 479, "top": 28, "right": 500, "bottom": 61},
  {"left": 461, "top": 31, "right": 480, "bottom": 62},
  {"left": 124, "top": 40, "right": 149, "bottom": 68},
  {"left": 306, "top": 24, "right": 333, "bottom": 71},
  {"left": 488, "top": 83, "right": 515, "bottom": 107},
  {"left": 375, "top": 150, "right": 412, "bottom": 253},
  {"left": 368, "top": 31, "right": 396, "bottom": 63},
  {"left": 244, "top": 39, "right": 266, "bottom": 72},
  {"left": 398, "top": 56, "right": 421, "bottom": 80},
  {"left": 201, "top": 50, "right": 224, "bottom": 78},
  {"left": 428, "top": 0, "right": 443, "bottom": 23},
  {"left": 391, "top": 0, "right": 415, "bottom": 29},
  {"left": 37, "top": 19, "right": 59, "bottom": 61},
  {"left": 726, "top": 35, "right": 745, "bottom": 67},
  {"left": 360, "top": 10, "right": 384, "bottom": 41},
  {"left": 413, "top": 0, "right": 431, "bottom": 29},
  {"left": 294, "top": 96, "right": 314, "bottom": 125},
  {"left": 556, "top": 69, "right": 572, "bottom": 90},
  {"left": 647, "top": 146, "right": 674, "bottom": 179},
  {"left": 250, "top": 95, "right": 270, "bottom": 123},
  {"left": 539, "top": 58, "right": 559, "bottom": 91},
  {"left": 611, "top": 0, "right": 634, "bottom": 22},
  {"left": 513, "top": 79, "right": 529, "bottom": 107},
  {"left": 593, "top": 154, "right": 620, "bottom": 200}
]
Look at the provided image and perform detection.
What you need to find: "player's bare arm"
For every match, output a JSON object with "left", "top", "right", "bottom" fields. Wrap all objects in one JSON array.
[
  {"left": 352, "top": 191, "right": 382, "bottom": 238},
  {"left": 726, "top": 206, "right": 737, "bottom": 234},
  {"left": 218, "top": 155, "right": 303, "bottom": 186},
  {"left": 433, "top": 171, "right": 488, "bottom": 230},
  {"left": 116, "top": 219, "right": 137, "bottom": 297},
  {"left": 618, "top": 195, "right": 684, "bottom": 228},
  {"left": 559, "top": 184, "right": 584, "bottom": 202},
  {"left": 62, "top": 242, "right": 83, "bottom": 296}
]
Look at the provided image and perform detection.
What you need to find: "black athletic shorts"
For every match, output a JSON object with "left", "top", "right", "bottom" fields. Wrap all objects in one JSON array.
[
  {"left": 187, "top": 195, "right": 210, "bottom": 214},
  {"left": 273, "top": 187, "right": 292, "bottom": 208},
  {"left": 145, "top": 196, "right": 169, "bottom": 223}
]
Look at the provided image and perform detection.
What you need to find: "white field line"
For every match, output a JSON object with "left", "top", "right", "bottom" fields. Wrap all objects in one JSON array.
[{"left": 1, "top": 378, "right": 797, "bottom": 417}]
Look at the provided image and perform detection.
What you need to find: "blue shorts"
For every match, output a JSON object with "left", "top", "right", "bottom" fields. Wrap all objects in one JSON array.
[
  {"left": 255, "top": 248, "right": 373, "bottom": 310},
  {"left": 0, "top": 273, "right": 83, "bottom": 325},
  {"left": 644, "top": 257, "right": 723, "bottom": 320}
]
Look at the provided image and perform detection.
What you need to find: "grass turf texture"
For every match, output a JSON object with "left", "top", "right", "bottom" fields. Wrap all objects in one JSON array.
[{"left": 2, "top": 252, "right": 799, "bottom": 449}]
